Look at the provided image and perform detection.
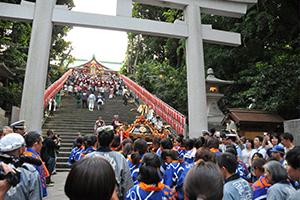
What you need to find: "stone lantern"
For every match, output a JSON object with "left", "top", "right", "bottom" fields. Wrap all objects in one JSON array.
[{"left": 206, "top": 68, "right": 234, "bottom": 130}]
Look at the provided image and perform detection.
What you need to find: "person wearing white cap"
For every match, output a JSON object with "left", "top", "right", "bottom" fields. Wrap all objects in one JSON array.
[
  {"left": 202, "top": 130, "right": 211, "bottom": 140},
  {"left": 10, "top": 120, "right": 26, "bottom": 136},
  {"left": 0, "top": 133, "right": 42, "bottom": 200}
]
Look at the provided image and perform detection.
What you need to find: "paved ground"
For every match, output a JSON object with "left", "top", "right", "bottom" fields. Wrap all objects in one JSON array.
[{"left": 44, "top": 172, "right": 69, "bottom": 200}]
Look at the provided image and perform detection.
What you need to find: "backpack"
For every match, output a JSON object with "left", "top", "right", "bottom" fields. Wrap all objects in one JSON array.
[
  {"left": 40, "top": 139, "right": 50, "bottom": 162},
  {"left": 76, "top": 93, "right": 81, "bottom": 100}
]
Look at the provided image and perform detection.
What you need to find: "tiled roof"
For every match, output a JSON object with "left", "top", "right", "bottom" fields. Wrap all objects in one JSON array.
[{"left": 222, "top": 109, "right": 284, "bottom": 125}]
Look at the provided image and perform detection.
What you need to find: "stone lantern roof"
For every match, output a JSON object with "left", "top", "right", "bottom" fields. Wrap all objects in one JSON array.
[
  {"left": 206, "top": 68, "right": 234, "bottom": 85},
  {"left": 0, "top": 63, "right": 15, "bottom": 77}
]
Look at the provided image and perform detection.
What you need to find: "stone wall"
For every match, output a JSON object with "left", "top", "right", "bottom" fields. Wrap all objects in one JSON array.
[{"left": 284, "top": 119, "right": 300, "bottom": 146}]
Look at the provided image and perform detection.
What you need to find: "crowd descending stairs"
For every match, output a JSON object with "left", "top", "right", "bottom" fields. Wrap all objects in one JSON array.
[{"left": 42, "top": 92, "right": 139, "bottom": 171}]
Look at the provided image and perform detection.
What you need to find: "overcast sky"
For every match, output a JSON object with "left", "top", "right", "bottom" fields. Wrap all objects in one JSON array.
[{"left": 64, "top": 0, "right": 128, "bottom": 62}]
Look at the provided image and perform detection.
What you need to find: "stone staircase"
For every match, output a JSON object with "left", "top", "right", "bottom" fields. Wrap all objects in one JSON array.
[{"left": 42, "top": 91, "right": 139, "bottom": 172}]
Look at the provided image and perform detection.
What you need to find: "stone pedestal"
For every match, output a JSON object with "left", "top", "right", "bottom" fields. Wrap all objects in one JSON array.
[
  {"left": 284, "top": 119, "right": 300, "bottom": 146},
  {"left": 207, "top": 93, "right": 225, "bottom": 131},
  {"left": 11, "top": 106, "right": 20, "bottom": 125},
  {"left": 0, "top": 107, "right": 8, "bottom": 128}
]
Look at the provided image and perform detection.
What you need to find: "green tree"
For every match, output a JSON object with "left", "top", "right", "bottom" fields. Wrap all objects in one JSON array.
[
  {"left": 206, "top": 0, "right": 300, "bottom": 120},
  {"left": 121, "top": 3, "right": 187, "bottom": 115},
  {"left": 123, "top": 0, "right": 300, "bottom": 120},
  {"left": 0, "top": 0, "right": 75, "bottom": 114}
]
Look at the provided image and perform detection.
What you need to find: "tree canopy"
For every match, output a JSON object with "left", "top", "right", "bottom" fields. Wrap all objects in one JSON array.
[
  {"left": 121, "top": 0, "right": 300, "bottom": 121},
  {"left": 0, "top": 0, "right": 75, "bottom": 115}
]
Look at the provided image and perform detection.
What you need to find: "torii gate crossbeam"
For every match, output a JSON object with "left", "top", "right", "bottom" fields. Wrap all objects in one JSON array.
[{"left": 0, "top": 0, "right": 256, "bottom": 138}]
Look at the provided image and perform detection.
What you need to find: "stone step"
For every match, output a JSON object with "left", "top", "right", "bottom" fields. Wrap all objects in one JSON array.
[
  {"left": 42, "top": 126, "right": 94, "bottom": 129},
  {"left": 42, "top": 129, "right": 94, "bottom": 133},
  {"left": 60, "top": 147, "right": 72, "bottom": 151},
  {"left": 43, "top": 120, "right": 97, "bottom": 123},
  {"left": 42, "top": 127, "right": 95, "bottom": 131},
  {"left": 58, "top": 151, "right": 70, "bottom": 157},
  {"left": 56, "top": 136, "right": 77, "bottom": 140},
  {"left": 56, "top": 139, "right": 74, "bottom": 143},
  {"left": 42, "top": 126, "right": 95, "bottom": 129},
  {"left": 56, "top": 168, "right": 70, "bottom": 172},
  {"left": 42, "top": 131, "right": 93, "bottom": 135},
  {"left": 60, "top": 143, "right": 73, "bottom": 147},
  {"left": 56, "top": 162, "right": 71, "bottom": 169},
  {"left": 42, "top": 90, "right": 139, "bottom": 171},
  {"left": 57, "top": 157, "right": 69, "bottom": 162}
]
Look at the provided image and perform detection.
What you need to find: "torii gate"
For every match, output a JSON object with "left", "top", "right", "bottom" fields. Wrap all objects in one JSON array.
[{"left": 0, "top": 0, "right": 256, "bottom": 138}]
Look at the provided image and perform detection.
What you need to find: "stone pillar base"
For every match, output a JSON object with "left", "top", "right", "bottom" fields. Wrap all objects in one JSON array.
[
  {"left": 284, "top": 119, "right": 300, "bottom": 146},
  {"left": 0, "top": 107, "right": 8, "bottom": 128}
]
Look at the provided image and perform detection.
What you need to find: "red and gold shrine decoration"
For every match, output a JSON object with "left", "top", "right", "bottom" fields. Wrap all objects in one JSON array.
[{"left": 123, "top": 116, "right": 165, "bottom": 139}]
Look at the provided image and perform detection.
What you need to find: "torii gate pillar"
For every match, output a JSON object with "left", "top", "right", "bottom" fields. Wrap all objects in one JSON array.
[
  {"left": 20, "top": 0, "right": 56, "bottom": 131},
  {"left": 185, "top": 4, "right": 207, "bottom": 138}
]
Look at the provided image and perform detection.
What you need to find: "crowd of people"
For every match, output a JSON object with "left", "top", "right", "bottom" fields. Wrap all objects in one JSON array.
[
  {"left": 64, "top": 121, "right": 300, "bottom": 200},
  {"left": 0, "top": 120, "right": 62, "bottom": 199},
  {"left": 0, "top": 80, "right": 299, "bottom": 200},
  {"left": 61, "top": 72, "right": 128, "bottom": 111},
  {"left": 46, "top": 71, "right": 129, "bottom": 115},
  {"left": 1, "top": 116, "right": 300, "bottom": 200}
]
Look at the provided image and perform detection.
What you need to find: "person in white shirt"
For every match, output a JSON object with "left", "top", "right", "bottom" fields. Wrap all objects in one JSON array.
[
  {"left": 63, "top": 84, "right": 68, "bottom": 96},
  {"left": 146, "top": 106, "right": 154, "bottom": 121},
  {"left": 68, "top": 85, "right": 73, "bottom": 96},
  {"left": 242, "top": 138, "right": 256, "bottom": 168},
  {"left": 225, "top": 116, "right": 237, "bottom": 132},
  {"left": 280, "top": 132, "right": 295, "bottom": 154},
  {"left": 87, "top": 92, "right": 96, "bottom": 111},
  {"left": 155, "top": 116, "right": 163, "bottom": 131},
  {"left": 251, "top": 136, "right": 267, "bottom": 159}
]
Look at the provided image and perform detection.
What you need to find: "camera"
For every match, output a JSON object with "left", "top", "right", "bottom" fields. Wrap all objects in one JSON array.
[
  {"left": 52, "top": 134, "right": 60, "bottom": 139},
  {"left": 53, "top": 134, "right": 61, "bottom": 141},
  {"left": 0, "top": 165, "right": 21, "bottom": 187},
  {"left": 0, "top": 154, "right": 42, "bottom": 187}
]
